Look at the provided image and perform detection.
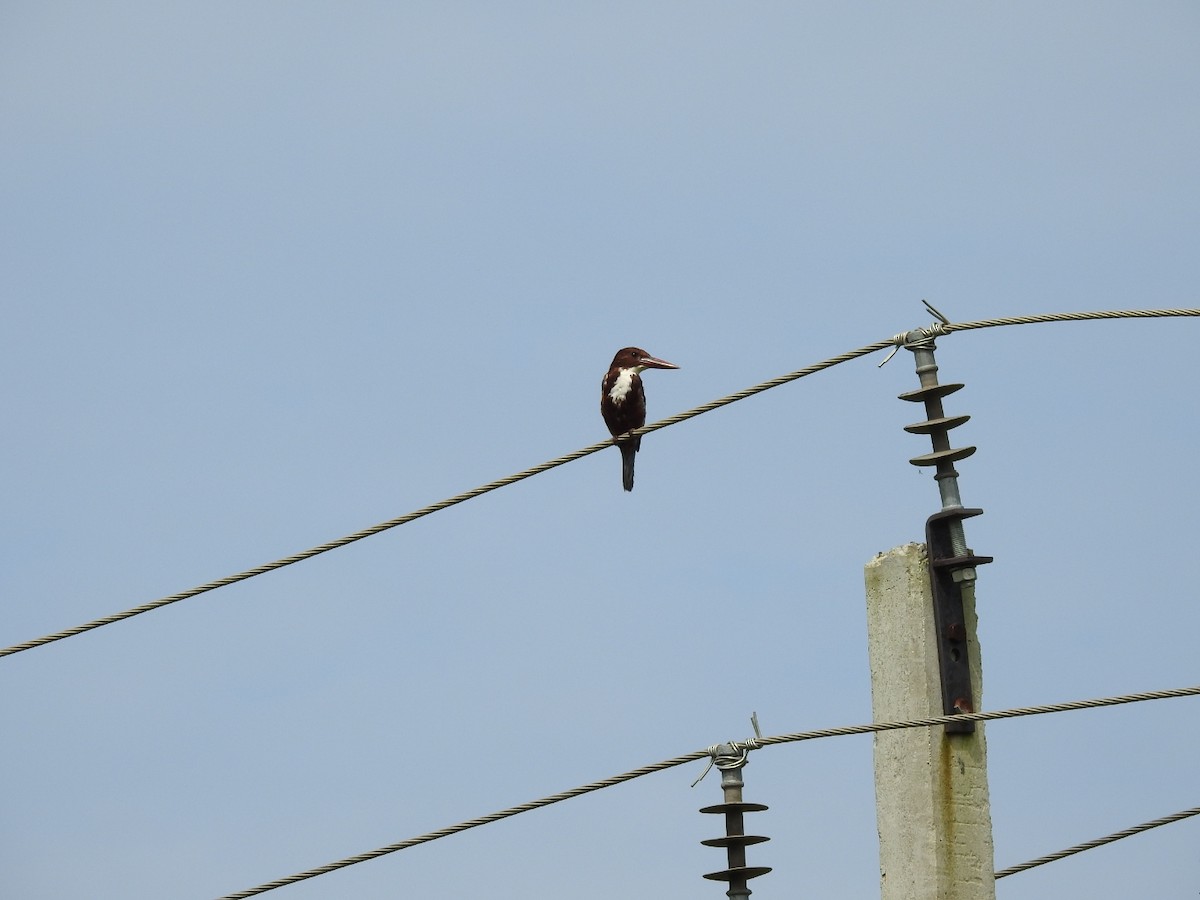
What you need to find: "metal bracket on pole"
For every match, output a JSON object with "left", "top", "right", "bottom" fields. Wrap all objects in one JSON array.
[{"left": 926, "top": 508, "right": 993, "bottom": 734}]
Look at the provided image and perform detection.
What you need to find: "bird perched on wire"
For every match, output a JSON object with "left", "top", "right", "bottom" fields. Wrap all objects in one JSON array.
[{"left": 600, "top": 347, "right": 679, "bottom": 491}]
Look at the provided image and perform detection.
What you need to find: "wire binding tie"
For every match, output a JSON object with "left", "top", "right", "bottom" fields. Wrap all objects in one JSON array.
[
  {"left": 691, "top": 738, "right": 763, "bottom": 787},
  {"left": 879, "top": 299, "right": 954, "bottom": 366}
]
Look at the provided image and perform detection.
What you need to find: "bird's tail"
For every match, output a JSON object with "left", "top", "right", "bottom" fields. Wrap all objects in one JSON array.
[{"left": 620, "top": 442, "right": 637, "bottom": 492}]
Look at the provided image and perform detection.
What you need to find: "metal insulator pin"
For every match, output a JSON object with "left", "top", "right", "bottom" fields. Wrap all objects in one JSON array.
[{"left": 899, "top": 327, "right": 977, "bottom": 581}]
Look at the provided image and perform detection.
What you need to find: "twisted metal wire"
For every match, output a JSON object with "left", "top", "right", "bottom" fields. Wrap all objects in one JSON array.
[
  {"left": 5, "top": 306, "right": 1198, "bottom": 660},
  {"left": 213, "top": 748, "right": 711, "bottom": 900},
  {"left": 0, "top": 443, "right": 612, "bottom": 657},
  {"left": 995, "top": 805, "right": 1200, "bottom": 880},
  {"left": 213, "top": 683, "right": 1200, "bottom": 899},
  {"left": 690, "top": 738, "right": 764, "bottom": 786},
  {"left": 755, "top": 684, "right": 1200, "bottom": 746},
  {"left": 947, "top": 307, "right": 1200, "bottom": 333}
]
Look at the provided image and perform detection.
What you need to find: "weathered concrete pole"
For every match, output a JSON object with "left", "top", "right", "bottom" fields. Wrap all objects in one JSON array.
[{"left": 865, "top": 543, "right": 995, "bottom": 900}]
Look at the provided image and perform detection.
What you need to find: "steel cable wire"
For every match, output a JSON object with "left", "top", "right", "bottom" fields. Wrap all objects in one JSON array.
[
  {"left": 214, "top": 683, "right": 1200, "bottom": 899},
  {"left": 994, "top": 805, "right": 1200, "bottom": 879},
  {"left": 4, "top": 306, "right": 1198, "bottom": 659}
]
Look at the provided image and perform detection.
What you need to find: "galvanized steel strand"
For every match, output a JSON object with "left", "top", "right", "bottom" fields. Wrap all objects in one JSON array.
[
  {"left": 4, "top": 306, "right": 1198, "bottom": 660},
  {"left": 214, "top": 683, "right": 1200, "bottom": 899},
  {"left": 946, "top": 307, "right": 1200, "bottom": 333},
  {"left": 994, "top": 805, "right": 1200, "bottom": 880},
  {"left": 214, "top": 749, "right": 710, "bottom": 900}
]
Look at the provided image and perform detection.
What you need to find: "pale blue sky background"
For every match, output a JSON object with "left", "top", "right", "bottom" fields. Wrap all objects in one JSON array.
[{"left": 3, "top": 4, "right": 1198, "bottom": 898}]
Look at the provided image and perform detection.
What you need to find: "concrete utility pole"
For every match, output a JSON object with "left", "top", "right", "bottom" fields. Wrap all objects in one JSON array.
[{"left": 865, "top": 543, "right": 995, "bottom": 900}]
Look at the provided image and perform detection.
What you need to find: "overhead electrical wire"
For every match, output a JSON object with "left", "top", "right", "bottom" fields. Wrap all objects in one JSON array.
[
  {"left": 3, "top": 306, "right": 1198, "bottom": 660},
  {"left": 994, "top": 804, "right": 1200, "bottom": 880},
  {"left": 213, "top": 683, "right": 1200, "bottom": 899}
]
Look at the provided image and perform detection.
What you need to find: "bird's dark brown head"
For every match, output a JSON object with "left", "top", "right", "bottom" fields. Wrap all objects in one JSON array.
[{"left": 609, "top": 347, "right": 679, "bottom": 372}]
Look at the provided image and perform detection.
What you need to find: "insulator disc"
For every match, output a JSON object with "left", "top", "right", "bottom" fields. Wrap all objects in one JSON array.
[
  {"left": 703, "top": 866, "right": 773, "bottom": 882},
  {"left": 699, "top": 802, "right": 769, "bottom": 814},
  {"left": 701, "top": 835, "right": 770, "bottom": 848},
  {"left": 904, "top": 414, "right": 970, "bottom": 434},
  {"left": 898, "top": 383, "right": 965, "bottom": 402},
  {"left": 909, "top": 446, "right": 976, "bottom": 466}
]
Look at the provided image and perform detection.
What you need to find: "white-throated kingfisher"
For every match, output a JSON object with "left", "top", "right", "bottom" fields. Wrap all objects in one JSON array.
[{"left": 600, "top": 347, "right": 679, "bottom": 492}]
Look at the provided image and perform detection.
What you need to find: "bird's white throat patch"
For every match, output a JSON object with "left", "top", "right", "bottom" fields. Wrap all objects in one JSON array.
[{"left": 607, "top": 367, "right": 643, "bottom": 403}]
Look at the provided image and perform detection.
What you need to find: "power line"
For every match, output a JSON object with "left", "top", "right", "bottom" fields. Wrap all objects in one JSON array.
[
  {"left": 947, "top": 307, "right": 1200, "bottom": 334},
  {"left": 995, "top": 805, "right": 1200, "bottom": 880},
  {"left": 754, "top": 684, "right": 1200, "bottom": 747},
  {"left": 4, "top": 306, "right": 1198, "bottom": 660},
  {"left": 212, "top": 683, "right": 1200, "bottom": 899}
]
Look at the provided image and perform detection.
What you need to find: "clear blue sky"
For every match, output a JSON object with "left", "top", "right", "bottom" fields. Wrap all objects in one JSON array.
[{"left": 3, "top": 4, "right": 1198, "bottom": 898}]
